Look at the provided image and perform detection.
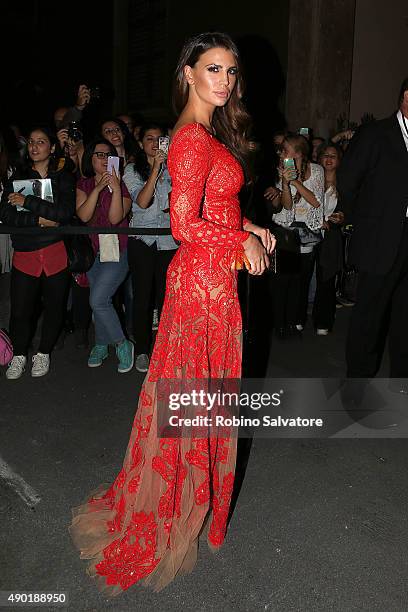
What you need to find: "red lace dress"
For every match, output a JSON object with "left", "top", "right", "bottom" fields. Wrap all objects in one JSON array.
[{"left": 69, "top": 123, "right": 250, "bottom": 594}]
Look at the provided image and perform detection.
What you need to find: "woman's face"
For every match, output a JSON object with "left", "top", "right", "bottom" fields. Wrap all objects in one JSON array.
[
  {"left": 102, "top": 121, "right": 124, "bottom": 148},
  {"left": 91, "top": 143, "right": 110, "bottom": 175},
  {"left": 141, "top": 128, "right": 163, "bottom": 159},
  {"left": 280, "top": 142, "right": 303, "bottom": 167},
  {"left": 319, "top": 146, "right": 340, "bottom": 171},
  {"left": 27, "top": 130, "right": 55, "bottom": 163},
  {"left": 185, "top": 46, "right": 238, "bottom": 109}
]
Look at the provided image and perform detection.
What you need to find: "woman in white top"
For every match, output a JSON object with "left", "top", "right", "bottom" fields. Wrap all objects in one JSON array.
[
  {"left": 270, "top": 133, "right": 324, "bottom": 337},
  {"left": 312, "top": 143, "right": 344, "bottom": 334}
]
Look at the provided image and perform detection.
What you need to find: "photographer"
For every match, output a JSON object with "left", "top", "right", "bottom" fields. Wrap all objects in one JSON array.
[
  {"left": 123, "top": 123, "right": 178, "bottom": 373},
  {"left": 266, "top": 133, "right": 324, "bottom": 338},
  {"left": 57, "top": 121, "right": 85, "bottom": 177},
  {"left": 76, "top": 138, "right": 133, "bottom": 374},
  {"left": 54, "top": 84, "right": 91, "bottom": 131},
  {"left": 55, "top": 84, "right": 101, "bottom": 176}
]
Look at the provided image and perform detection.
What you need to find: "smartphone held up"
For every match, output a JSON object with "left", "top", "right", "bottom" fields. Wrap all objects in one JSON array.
[
  {"left": 283, "top": 157, "right": 297, "bottom": 180},
  {"left": 107, "top": 155, "right": 120, "bottom": 192},
  {"left": 158, "top": 136, "right": 170, "bottom": 156}
]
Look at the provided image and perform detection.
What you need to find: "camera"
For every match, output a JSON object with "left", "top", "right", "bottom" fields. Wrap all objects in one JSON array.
[{"left": 67, "top": 121, "right": 83, "bottom": 143}]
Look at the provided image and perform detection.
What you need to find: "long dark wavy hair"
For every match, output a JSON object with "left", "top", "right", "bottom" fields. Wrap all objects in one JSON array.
[
  {"left": 173, "top": 32, "right": 252, "bottom": 175},
  {"left": 132, "top": 122, "right": 166, "bottom": 182},
  {"left": 100, "top": 117, "right": 137, "bottom": 162}
]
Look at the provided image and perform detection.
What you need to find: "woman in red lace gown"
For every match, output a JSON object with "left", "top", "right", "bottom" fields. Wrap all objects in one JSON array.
[{"left": 69, "top": 32, "right": 275, "bottom": 595}]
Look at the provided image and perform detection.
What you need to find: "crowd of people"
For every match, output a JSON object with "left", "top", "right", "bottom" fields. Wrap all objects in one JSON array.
[
  {"left": 0, "top": 81, "right": 360, "bottom": 381},
  {"left": 0, "top": 86, "right": 180, "bottom": 379},
  {"left": 2, "top": 72, "right": 406, "bottom": 390},
  {"left": 263, "top": 128, "right": 354, "bottom": 339}
]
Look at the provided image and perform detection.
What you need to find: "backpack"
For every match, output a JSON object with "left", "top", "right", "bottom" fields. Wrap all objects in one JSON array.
[{"left": 0, "top": 329, "right": 13, "bottom": 366}]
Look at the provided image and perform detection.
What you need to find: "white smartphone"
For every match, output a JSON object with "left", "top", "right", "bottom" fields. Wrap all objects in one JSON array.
[
  {"left": 158, "top": 136, "right": 170, "bottom": 156},
  {"left": 107, "top": 155, "right": 120, "bottom": 192},
  {"left": 107, "top": 155, "right": 120, "bottom": 176}
]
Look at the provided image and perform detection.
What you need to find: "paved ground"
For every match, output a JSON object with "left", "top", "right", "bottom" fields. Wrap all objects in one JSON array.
[{"left": 1, "top": 272, "right": 408, "bottom": 612}]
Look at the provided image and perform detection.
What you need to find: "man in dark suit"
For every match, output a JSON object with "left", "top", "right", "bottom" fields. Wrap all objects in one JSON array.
[{"left": 337, "top": 78, "right": 408, "bottom": 388}]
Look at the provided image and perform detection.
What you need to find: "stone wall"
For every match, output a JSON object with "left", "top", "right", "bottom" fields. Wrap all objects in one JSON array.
[
  {"left": 350, "top": 0, "right": 408, "bottom": 122},
  {"left": 285, "top": 0, "right": 356, "bottom": 138}
]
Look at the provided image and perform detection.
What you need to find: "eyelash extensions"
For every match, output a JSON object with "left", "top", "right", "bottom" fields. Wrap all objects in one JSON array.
[{"left": 207, "top": 65, "right": 238, "bottom": 75}]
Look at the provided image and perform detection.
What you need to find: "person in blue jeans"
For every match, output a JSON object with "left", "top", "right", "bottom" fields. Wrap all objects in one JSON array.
[{"left": 76, "top": 138, "right": 133, "bottom": 373}]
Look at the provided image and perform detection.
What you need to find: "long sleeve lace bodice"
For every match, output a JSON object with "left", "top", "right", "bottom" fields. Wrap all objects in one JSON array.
[{"left": 167, "top": 123, "right": 249, "bottom": 248}]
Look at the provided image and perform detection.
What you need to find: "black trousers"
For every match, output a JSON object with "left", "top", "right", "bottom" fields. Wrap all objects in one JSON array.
[
  {"left": 271, "top": 250, "right": 315, "bottom": 328},
  {"left": 71, "top": 278, "right": 91, "bottom": 331},
  {"left": 9, "top": 267, "right": 70, "bottom": 356},
  {"left": 346, "top": 221, "right": 408, "bottom": 377},
  {"left": 313, "top": 248, "right": 337, "bottom": 330},
  {"left": 312, "top": 271, "right": 336, "bottom": 330},
  {"left": 297, "top": 251, "right": 316, "bottom": 326},
  {"left": 127, "top": 239, "right": 176, "bottom": 354}
]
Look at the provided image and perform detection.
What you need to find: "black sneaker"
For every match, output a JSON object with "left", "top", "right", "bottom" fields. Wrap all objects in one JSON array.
[{"left": 336, "top": 295, "right": 355, "bottom": 307}]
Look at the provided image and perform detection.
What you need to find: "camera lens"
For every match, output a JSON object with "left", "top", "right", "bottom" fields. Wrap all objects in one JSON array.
[{"left": 68, "top": 122, "right": 82, "bottom": 142}]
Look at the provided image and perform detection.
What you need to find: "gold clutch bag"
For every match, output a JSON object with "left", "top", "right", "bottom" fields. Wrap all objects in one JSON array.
[{"left": 234, "top": 251, "right": 251, "bottom": 271}]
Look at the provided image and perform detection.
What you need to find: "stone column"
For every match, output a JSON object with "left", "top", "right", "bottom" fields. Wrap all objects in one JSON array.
[{"left": 285, "top": 0, "right": 356, "bottom": 138}]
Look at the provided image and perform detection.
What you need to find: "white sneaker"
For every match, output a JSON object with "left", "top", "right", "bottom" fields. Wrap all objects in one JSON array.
[
  {"left": 6, "top": 355, "right": 27, "bottom": 380},
  {"left": 31, "top": 352, "right": 50, "bottom": 377},
  {"left": 316, "top": 328, "right": 329, "bottom": 336},
  {"left": 295, "top": 324, "right": 304, "bottom": 331}
]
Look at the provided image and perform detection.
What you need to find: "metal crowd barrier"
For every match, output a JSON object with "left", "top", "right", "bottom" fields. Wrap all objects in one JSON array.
[{"left": 0, "top": 226, "right": 172, "bottom": 235}]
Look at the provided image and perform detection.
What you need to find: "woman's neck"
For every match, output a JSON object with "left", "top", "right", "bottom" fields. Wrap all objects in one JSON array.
[
  {"left": 179, "top": 99, "right": 215, "bottom": 134},
  {"left": 32, "top": 160, "right": 49, "bottom": 177},
  {"left": 325, "top": 170, "right": 336, "bottom": 185}
]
